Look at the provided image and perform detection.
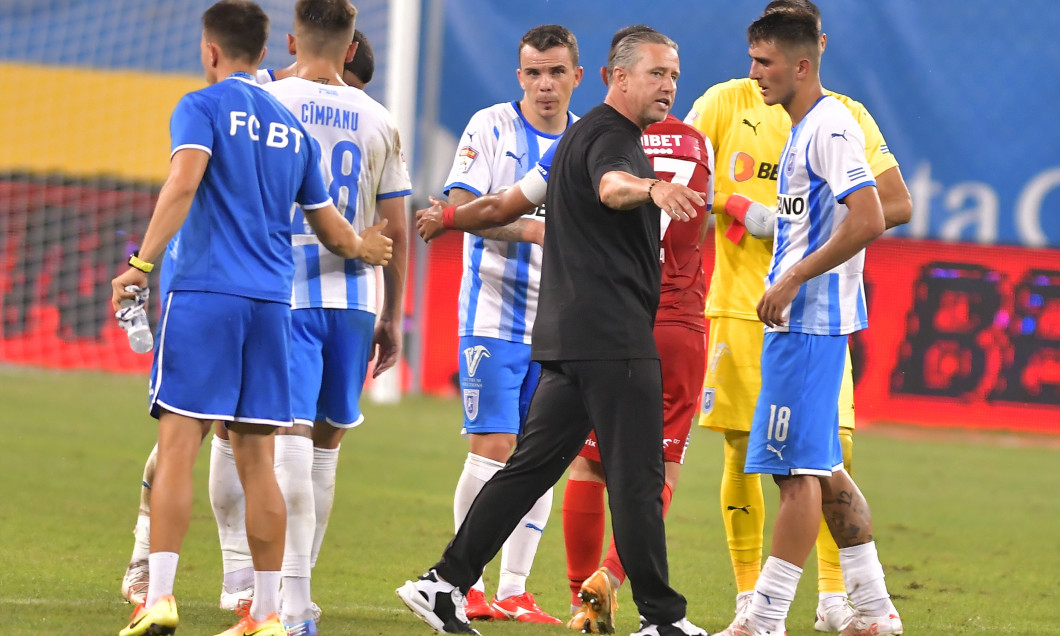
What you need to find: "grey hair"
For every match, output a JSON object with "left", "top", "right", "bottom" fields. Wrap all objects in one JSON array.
[{"left": 606, "top": 30, "right": 676, "bottom": 77}]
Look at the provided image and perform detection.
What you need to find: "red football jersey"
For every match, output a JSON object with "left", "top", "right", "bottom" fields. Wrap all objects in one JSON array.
[{"left": 642, "top": 114, "right": 714, "bottom": 332}]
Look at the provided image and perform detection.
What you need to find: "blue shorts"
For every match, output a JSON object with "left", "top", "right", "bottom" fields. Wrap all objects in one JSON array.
[
  {"left": 458, "top": 336, "right": 540, "bottom": 435},
  {"left": 745, "top": 331, "right": 846, "bottom": 476},
  {"left": 150, "top": 291, "right": 292, "bottom": 426},
  {"left": 289, "top": 307, "right": 374, "bottom": 427}
]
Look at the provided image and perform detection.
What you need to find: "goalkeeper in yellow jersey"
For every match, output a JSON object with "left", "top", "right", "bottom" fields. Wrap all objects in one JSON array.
[{"left": 683, "top": 1, "right": 911, "bottom": 632}]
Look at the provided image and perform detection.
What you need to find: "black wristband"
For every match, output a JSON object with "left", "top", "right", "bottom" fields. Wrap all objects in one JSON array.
[{"left": 647, "top": 178, "right": 662, "bottom": 203}]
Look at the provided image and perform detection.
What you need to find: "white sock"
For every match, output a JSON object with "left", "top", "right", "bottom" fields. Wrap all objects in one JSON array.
[
  {"left": 454, "top": 452, "right": 504, "bottom": 594},
  {"left": 250, "top": 570, "right": 282, "bottom": 622},
  {"left": 839, "top": 542, "right": 896, "bottom": 616},
  {"left": 749, "top": 556, "right": 801, "bottom": 628},
  {"left": 497, "top": 486, "right": 553, "bottom": 600},
  {"left": 209, "top": 436, "right": 253, "bottom": 581},
  {"left": 131, "top": 514, "right": 151, "bottom": 563},
  {"left": 281, "top": 577, "right": 313, "bottom": 624},
  {"left": 145, "top": 551, "right": 179, "bottom": 608},
  {"left": 310, "top": 445, "right": 340, "bottom": 569},
  {"left": 276, "top": 435, "right": 314, "bottom": 619},
  {"left": 819, "top": 591, "right": 848, "bottom": 608}
]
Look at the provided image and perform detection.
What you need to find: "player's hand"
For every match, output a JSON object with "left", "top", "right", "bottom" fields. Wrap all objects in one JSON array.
[
  {"left": 757, "top": 271, "right": 800, "bottom": 328},
  {"left": 415, "top": 196, "right": 447, "bottom": 243},
  {"left": 111, "top": 268, "right": 149, "bottom": 312},
  {"left": 649, "top": 180, "right": 705, "bottom": 222},
  {"left": 371, "top": 316, "right": 402, "bottom": 378},
  {"left": 358, "top": 218, "right": 393, "bottom": 266}
]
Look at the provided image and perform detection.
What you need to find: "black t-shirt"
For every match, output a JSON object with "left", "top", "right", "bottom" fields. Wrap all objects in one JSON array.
[{"left": 532, "top": 103, "right": 662, "bottom": 361}]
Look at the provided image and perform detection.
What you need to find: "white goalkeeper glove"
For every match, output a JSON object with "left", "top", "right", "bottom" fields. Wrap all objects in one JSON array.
[{"left": 724, "top": 193, "right": 776, "bottom": 239}]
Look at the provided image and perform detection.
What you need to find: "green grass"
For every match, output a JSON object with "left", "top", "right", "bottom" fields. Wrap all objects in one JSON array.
[{"left": 1, "top": 367, "right": 1059, "bottom": 634}]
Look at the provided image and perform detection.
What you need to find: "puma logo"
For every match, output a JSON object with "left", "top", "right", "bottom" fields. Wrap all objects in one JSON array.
[
  {"left": 831, "top": 130, "right": 849, "bottom": 140},
  {"left": 505, "top": 150, "right": 526, "bottom": 167},
  {"left": 766, "top": 444, "right": 786, "bottom": 460},
  {"left": 742, "top": 119, "right": 760, "bottom": 135},
  {"left": 727, "top": 505, "right": 751, "bottom": 514}
]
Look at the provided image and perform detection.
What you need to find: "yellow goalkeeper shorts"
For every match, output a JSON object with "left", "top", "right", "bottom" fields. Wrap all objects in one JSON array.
[{"left": 700, "top": 316, "right": 855, "bottom": 433}]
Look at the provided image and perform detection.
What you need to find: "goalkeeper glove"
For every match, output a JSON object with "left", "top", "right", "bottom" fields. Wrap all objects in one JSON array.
[{"left": 725, "top": 194, "right": 776, "bottom": 239}]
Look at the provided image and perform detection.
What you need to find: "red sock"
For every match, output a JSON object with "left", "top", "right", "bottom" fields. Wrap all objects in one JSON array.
[
  {"left": 563, "top": 479, "right": 606, "bottom": 605},
  {"left": 602, "top": 481, "right": 674, "bottom": 586}
]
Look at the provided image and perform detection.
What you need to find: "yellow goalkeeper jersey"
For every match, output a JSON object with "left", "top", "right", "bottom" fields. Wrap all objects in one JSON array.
[{"left": 685, "top": 78, "right": 899, "bottom": 320}]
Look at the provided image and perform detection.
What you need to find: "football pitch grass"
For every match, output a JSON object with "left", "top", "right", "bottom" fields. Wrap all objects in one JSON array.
[{"left": 1, "top": 367, "right": 1058, "bottom": 635}]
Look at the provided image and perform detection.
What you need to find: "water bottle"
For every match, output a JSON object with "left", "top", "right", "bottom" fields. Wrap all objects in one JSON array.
[{"left": 120, "top": 297, "right": 154, "bottom": 354}]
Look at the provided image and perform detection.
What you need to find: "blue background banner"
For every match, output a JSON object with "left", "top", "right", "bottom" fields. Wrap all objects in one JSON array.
[
  {"left": 1, "top": 0, "right": 1058, "bottom": 247},
  {"left": 434, "top": 1, "right": 1060, "bottom": 248}
]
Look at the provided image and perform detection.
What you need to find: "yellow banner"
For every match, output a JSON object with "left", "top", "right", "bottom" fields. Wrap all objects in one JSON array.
[{"left": 0, "top": 63, "right": 203, "bottom": 183}]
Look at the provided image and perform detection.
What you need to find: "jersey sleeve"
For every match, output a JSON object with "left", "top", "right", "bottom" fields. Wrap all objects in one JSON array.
[
  {"left": 586, "top": 129, "right": 639, "bottom": 193},
  {"left": 812, "top": 107, "right": 876, "bottom": 203},
  {"left": 169, "top": 93, "right": 215, "bottom": 158},
  {"left": 703, "top": 136, "right": 716, "bottom": 211},
  {"left": 443, "top": 108, "right": 496, "bottom": 197},
  {"left": 517, "top": 141, "right": 555, "bottom": 206},
  {"left": 848, "top": 101, "right": 899, "bottom": 178},
  {"left": 296, "top": 132, "right": 333, "bottom": 211},
  {"left": 377, "top": 115, "right": 413, "bottom": 200}
]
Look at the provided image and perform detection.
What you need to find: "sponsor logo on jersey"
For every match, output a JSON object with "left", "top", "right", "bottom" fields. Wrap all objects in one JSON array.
[
  {"left": 463, "top": 388, "right": 480, "bottom": 421},
  {"left": 463, "top": 344, "right": 491, "bottom": 377},
  {"left": 742, "top": 118, "right": 761, "bottom": 135},
  {"left": 730, "top": 152, "right": 756, "bottom": 182},
  {"left": 457, "top": 146, "right": 478, "bottom": 174},
  {"left": 777, "top": 194, "right": 807, "bottom": 217}
]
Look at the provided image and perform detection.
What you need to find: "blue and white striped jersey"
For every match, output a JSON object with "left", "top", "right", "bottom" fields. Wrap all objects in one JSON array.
[
  {"left": 444, "top": 101, "right": 575, "bottom": 344},
  {"left": 263, "top": 76, "right": 412, "bottom": 312},
  {"left": 769, "top": 96, "right": 876, "bottom": 335}
]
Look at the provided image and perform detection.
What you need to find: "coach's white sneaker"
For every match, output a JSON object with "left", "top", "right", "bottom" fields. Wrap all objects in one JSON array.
[
  {"left": 815, "top": 597, "right": 855, "bottom": 632},
  {"left": 630, "top": 615, "right": 709, "bottom": 635},
  {"left": 396, "top": 569, "right": 481, "bottom": 634}
]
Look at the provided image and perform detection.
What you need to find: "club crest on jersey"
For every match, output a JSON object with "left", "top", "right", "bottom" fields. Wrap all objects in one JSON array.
[
  {"left": 457, "top": 146, "right": 478, "bottom": 174},
  {"left": 702, "top": 387, "right": 715, "bottom": 416},
  {"left": 463, "top": 389, "right": 480, "bottom": 421},
  {"left": 785, "top": 149, "right": 796, "bottom": 176},
  {"left": 463, "top": 344, "right": 491, "bottom": 377}
]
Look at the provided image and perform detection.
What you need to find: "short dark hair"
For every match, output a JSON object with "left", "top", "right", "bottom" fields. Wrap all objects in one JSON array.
[
  {"left": 763, "top": 0, "right": 821, "bottom": 22},
  {"left": 519, "top": 24, "right": 580, "bottom": 67},
  {"left": 294, "top": 0, "right": 357, "bottom": 55},
  {"left": 609, "top": 25, "right": 657, "bottom": 53},
  {"left": 202, "top": 0, "right": 269, "bottom": 64},
  {"left": 607, "top": 29, "right": 676, "bottom": 77},
  {"left": 746, "top": 7, "right": 820, "bottom": 57},
  {"left": 344, "top": 29, "right": 375, "bottom": 85}
]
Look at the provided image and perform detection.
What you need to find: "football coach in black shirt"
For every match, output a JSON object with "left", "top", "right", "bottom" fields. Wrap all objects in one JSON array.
[{"left": 398, "top": 29, "right": 708, "bottom": 636}]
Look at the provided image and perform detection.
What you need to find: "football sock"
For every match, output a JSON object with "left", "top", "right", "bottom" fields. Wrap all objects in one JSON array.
[
  {"left": 249, "top": 570, "right": 281, "bottom": 622},
  {"left": 139, "top": 444, "right": 158, "bottom": 517},
  {"left": 276, "top": 435, "right": 314, "bottom": 619},
  {"left": 310, "top": 444, "right": 340, "bottom": 569},
  {"left": 722, "top": 430, "right": 764, "bottom": 593},
  {"left": 454, "top": 452, "right": 503, "bottom": 593},
  {"left": 602, "top": 480, "right": 673, "bottom": 587},
  {"left": 209, "top": 435, "right": 253, "bottom": 581},
  {"left": 145, "top": 551, "right": 178, "bottom": 608},
  {"left": 819, "top": 591, "right": 849, "bottom": 609},
  {"left": 562, "top": 479, "right": 606, "bottom": 605},
  {"left": 749, "top": 556, "right": 801, "bottom": 628},
  {"left": 281, "top": 577, "right": 313, "bottom": 623},
  {"left": 839, "top": 541, "right": 896, "bottom": 616},
  {"left": 497, "top": 486, "right": 553, "bottom": 600},
  {"left": 818, "top": 427, "right": 854, "bottom": 594},
  {"left": 131, "top": 514, "right": 151, "bottom": 563}
]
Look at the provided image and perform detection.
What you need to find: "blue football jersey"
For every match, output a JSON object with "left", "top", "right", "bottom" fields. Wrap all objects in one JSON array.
[{"left": 165, "top": 73, "right": 332, "bottom": 303}]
